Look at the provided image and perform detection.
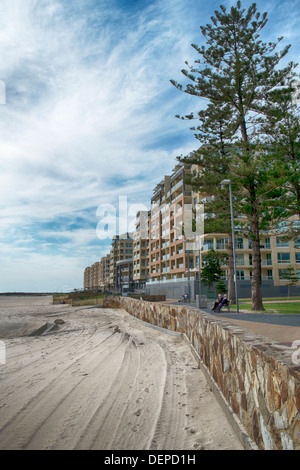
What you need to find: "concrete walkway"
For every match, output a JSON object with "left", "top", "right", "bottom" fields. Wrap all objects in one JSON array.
[{"left": 213, "top": 312, "right": 300, "bottom": 346}]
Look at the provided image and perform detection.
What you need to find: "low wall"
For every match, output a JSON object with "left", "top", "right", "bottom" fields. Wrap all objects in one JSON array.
[
  {"left": 71, "top": 297, "right": 104, "bottom": 307},
  {"left": 52, "top": 294, "right": 104, "bottom": 307},
  {"left": 105, "top": 296, "right": 300, "bottom": 450},
  {"left": 52, "top": 295, "right": 72, "bottom": 305}
]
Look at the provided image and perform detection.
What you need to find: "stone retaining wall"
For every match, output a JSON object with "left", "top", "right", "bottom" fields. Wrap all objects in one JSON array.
[{"left": 106, "top": 296, "right": 300, "bottom": 450}]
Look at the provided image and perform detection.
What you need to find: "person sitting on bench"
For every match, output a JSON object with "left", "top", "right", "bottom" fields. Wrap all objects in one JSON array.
[
  {"left": 212, "top": 294, "right": 223, "bottom": 311},
  {"left": 217, "top": 294, "right": 229, "bottom": 312}
]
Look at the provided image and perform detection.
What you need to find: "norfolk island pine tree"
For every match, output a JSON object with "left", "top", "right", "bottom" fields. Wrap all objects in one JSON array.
[{"left": 170, "top": 1, "right": 297, "bottom": 310}]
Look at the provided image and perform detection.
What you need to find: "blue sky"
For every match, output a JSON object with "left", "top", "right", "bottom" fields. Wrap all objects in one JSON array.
[{"left": 0, "top": 0, "right": 299, "bottom": 292}]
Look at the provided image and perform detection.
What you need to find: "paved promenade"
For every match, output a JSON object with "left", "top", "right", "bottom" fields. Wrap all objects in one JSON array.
[{"left": 214, "top": 312, "right": 300, "bottom": 346}]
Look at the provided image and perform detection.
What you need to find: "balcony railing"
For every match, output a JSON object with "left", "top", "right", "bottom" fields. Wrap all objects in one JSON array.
[
  {"left": 146, "top": 276, "right": 196, "bottom": 285},
  {"left": 171, "top": 179, "right": 183, "bottom": 193}
]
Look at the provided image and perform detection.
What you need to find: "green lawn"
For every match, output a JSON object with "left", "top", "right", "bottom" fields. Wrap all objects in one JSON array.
[
  {"left": 240, "top": 296, "right": 300, "bottom": 302},
  {"left": 239, "top": 302, "right": 300, "bottom": 314}
]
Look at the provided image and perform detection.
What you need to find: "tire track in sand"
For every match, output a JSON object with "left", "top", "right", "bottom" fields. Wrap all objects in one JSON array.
[{"left": 0, "top": 324, "right": 127, "bottom": 449}]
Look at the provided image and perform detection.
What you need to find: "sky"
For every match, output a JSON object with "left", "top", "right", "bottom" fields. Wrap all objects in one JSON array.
[{"left": 0, "top": 0, "right": 299, "bottom": 292}]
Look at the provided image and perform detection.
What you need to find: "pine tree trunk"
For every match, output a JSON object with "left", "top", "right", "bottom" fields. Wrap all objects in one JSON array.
[
  {"left": 227, "top": 233, "right": 235, "bottom": 303},
  {"left": 241, "top": 118, "right": 264, "bottom": 311},
  {"left": 251, "top": 211, "right": 264, "bottom": 310}
]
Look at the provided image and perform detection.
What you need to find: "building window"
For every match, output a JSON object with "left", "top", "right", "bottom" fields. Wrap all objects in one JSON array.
[
  {"left": 295, "top": 237, "right": 300, "bottom": 248},
  {"left": 216, "top": 238, "right": 228, "bottom": 250},
  {"left": 276, "top": 237, "right": 289, "bottom": 248},
  {"left": 236, "top": 270, "right": 245, "bottom": 280},
  {"left": 267, "top": 269, "right": 273, "bottom": 280},
  {"left": 266, "top": 253, "right": 272, "bottom": 265},
  {"left": 296, "top": 253, "right": 300, "bottom": 264},
  {"left": 277, "top": 253, "right": 290, "bottom": 264},
  {"left": 236, "top": 254, "right": 245, "bottom": 265},
  {"left": 235, "top": 238, "right": 244, "bottom": 249}
]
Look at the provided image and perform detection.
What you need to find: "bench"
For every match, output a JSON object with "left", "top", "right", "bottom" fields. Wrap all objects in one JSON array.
[{"left": 217, "top": 300, "right": 231, "bottom": 312}]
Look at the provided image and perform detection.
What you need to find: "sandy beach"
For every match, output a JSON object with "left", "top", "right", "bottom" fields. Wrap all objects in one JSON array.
[{"left": 0, "top": 295, "right": 243, "bottom": 450}]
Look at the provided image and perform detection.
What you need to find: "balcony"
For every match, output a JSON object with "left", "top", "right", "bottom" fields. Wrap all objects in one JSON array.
[
  {"left": 171, "top": 179, "right": 183, "bottom": 193},
  {"left": 202, "top": 243, "right": 214, "bottom": 251},
  {"left": 146, "top": 276, "right": 196, "bottom": 285},
  {"left": 161, "top": 241, "right": 169, "bottom": 249},
  {"left": 216, "top": 240, "right": 228, "bottom": 250}
]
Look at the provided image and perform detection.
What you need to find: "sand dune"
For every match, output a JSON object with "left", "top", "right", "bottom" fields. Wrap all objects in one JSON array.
[{"left": 0, "top": 296, "right": 243, "bottom": 450}]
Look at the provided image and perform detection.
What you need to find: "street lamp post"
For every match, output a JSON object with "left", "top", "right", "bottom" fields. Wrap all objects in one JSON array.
[
  {"left": 187, "top": 244, "right": 191, "bottom": 301},
  {"left": 198, "top": 235, "right": 202, "bottom": 297},
  {"left": 183, "top": 239, "right": 191, "bottom": 301},
  {"left": 221, "top": 179, "right": 239, "bottom": 313}
]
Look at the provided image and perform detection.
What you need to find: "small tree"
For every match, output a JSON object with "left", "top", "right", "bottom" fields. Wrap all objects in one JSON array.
[
  {"left": 280, "top": 268, "right": 299, "bottom": 299},
  {"left": 216, "top": 278, "right": 227, "bottom": 296},
  {"left": 201, "top": 250, "right": 223, "bottom": 292}
]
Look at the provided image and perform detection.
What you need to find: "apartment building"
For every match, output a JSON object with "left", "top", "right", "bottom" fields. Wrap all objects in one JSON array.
[
  {"left": 83, "top": 261, "right": 101, "bottom": 290},
  {"left": 84, "top": 255, "right": 111, "bottom": 290},
  {"left": 190, "top": 160, "right": 300, "bottom": 297},
  {"left": 147, "top": 163, "right": 196, "bottom": 298},
  {"left": 99, "top": 254, "right": 111, "bottom": 288},
  {"left": 132, "top": 210, "right": 150, "bottom": 290},
  {"left": 144, "top": 160, "right": 300, "bottom": 299},
  {"left": 196, "top": 232, "right": 300, "bottom": 297},
  {"left": 84, "top": 266, "right": 91, "bottom": 290},
  {"left": 109, "top": 233, "right": 133, "bottom": 291}
]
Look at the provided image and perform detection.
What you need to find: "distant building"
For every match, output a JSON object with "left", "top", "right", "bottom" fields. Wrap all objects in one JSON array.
[
  {"left": 132, "top": 210, "right": 150, "bottom": 291},
  {"left": 84, "top": 266, "right": 91, "bottom": 290},
  {"left": 148, "top": 163, "right": 193, "bottom": 293},
  {"left": 83, "top": 261, "right": 101, "bottom": 290},
  {"left": 109, "top": 233, "right": 133, "bottom": 292},
  {"left": 99, "top": 254, "right": 111, "bottom": 289}
]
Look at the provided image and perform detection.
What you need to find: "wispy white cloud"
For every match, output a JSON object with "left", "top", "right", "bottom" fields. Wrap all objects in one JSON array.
[{"left": 0, "top": 0, "right": 195, "bottom": 212}]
